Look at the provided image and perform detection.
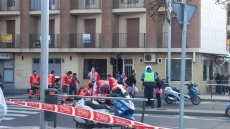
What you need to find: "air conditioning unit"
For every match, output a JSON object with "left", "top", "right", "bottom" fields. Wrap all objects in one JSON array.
[{"left": 144, "top": 53, "right": 156, "bottom": 63}]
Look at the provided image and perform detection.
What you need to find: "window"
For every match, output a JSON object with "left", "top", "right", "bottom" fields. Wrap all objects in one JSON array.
[
  {"left": 203, "top": 60, "right": 213, "bottom": 81},
  {"left": 49, "top": 59, "right": 54, "bottom": 64},
  {"left": 7, "top": 0, "right": 15, "bottom": 7},
  {"left": 166, "top": 59, "right": 192, "bottom": 81},
  {"left": 127, "top": 0, "right": 139, "bottom": 4},
  {"left": 55, "top": 59, "right": 61, "bottom": 64},
  {"left": 33, "top": 59, "right": 39, "bottom": 63},
  {"left": 85, "top": 0, "right": 95, "bottom": 5},
  {"left": 83, "top": 59, "right": 107, "bottom": 80}
]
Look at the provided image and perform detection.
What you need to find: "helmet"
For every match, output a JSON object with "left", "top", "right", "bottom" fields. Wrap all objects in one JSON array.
[{"left": 145, "top": 65, "right": 152, "bottom": 70}]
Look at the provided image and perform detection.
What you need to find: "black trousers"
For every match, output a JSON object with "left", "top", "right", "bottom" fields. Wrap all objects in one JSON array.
[
  {"left": 155, "top": 93, "right": 161, "bottom": 108},
  {"left": 144, "top": 87, "right": 154, "bottom": 107}
]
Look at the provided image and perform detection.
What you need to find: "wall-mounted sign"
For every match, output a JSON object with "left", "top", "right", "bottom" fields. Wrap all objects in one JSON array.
[
  {"left": 83, "top": 34, "right": 90, "bottom": 43},
  {"left": 215, "top": 56, "right": 225, "bottom": 65},
  {"left": 1, "top": 34, "right": 12, "bottom": 43},
  {"left": 0, "top": 53, "right": 13, "bottom": 59}
]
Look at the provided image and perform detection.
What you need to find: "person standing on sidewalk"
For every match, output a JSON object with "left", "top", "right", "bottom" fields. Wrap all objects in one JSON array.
[
  {"left": 141, "top": 66, "right": 157, "bottom": 108},
  {"left": 154, "top": 72, "right": 163, "bottom": 108},
  {"left": 48, "top": 70, "right": 55, "bottom": 88},
  {"left": 61, "top": 71, "right": 72, "bottom": 104},
  {"left": 69, "top": 73, "right": 80, "bottom": 95},
  {"left": 125, "top": 70, "right": 136, "bottom": 98}
]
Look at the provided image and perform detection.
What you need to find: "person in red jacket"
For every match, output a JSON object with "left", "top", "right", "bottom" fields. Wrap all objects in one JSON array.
[
  {"left": 96, "top": 80, "right": 110, "bottom": 95},
  {"left": 69, "top": 73, "right": 80, "bottom": 95},
  {"left": 107, "top": 74, "right": 120, "bottom": 94},
  {"left": 61, "top": 71, "right": 72, "bottom": 104},
  {"left": 86, "top": 67, "right": 101, "bottom": 81},
  {"left": 48, "top": 70, "right": 55, "bottom": 88},
  {"left": 29, "top": 70, "right": 40, "bottom": 99}
]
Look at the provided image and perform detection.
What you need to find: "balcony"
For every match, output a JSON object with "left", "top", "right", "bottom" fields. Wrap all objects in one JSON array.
[
  {"left": 69, "top": 33, "right": 101, "bottom": 48},
  {"left": 30, "top": 0, "right": 60, "bottom": 15},
  {"left": 0, "top": 0, "right": 20, "bottom": 15},
  {"left": 29, "top": 34, "right": 60, "bottom": 48},
  {"left": 112, "top": 0, "right": 146, "bottom": 14},
  {"left": 0, "top": 34, "right": 20, "bottom": 50},
  {"left": 228, "top": 17, "right": 230, "bottom": 32},
  {"left": 112, "top": 33, "right": 146, "bottom": 48},
  {"left": 70, "top": 0, "right": 102, "bottom": 15},
  {"left": 157, "top": 32, "right": 186, "bottom": 48}
]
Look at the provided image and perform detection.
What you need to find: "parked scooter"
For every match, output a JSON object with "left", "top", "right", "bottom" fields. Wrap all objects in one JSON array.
[
  {"left": 164, "top": 81, "right": 201, "bottom": 105},
  {"left": 72, "top": 84, "right": 135, "bottom": 129}
]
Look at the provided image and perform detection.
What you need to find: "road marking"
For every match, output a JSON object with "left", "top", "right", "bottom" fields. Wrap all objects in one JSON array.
[
  {"left": 8, "top": 107, "right": 39, "bottom": 111},
  {"left": 162, "top": 126, "right": 197, "bottom": 129},
  {"left": 5, "top": 114, "right": 28, "bottom": 117},
  {"left": 1, "top": 117, "right": 15, "bottom": 120},
  {"left": 0, "top": 126, "right": 13, "bottom": 128},
  {"left": 7, "top": 110, "right": 39, "bottom": 114}
]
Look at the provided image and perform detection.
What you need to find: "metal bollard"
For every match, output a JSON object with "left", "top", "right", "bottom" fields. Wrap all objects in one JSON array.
[{"left": 44, "top": 88, "right": 58, "bottom": 128}]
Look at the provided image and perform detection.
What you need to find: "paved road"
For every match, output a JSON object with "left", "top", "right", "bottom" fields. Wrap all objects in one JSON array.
[
  {"left": 1, "top": 110, "right": 230, "bottom": 129},
  {"left": 5, "top": 93, "right": 229, "bottom": 111}
]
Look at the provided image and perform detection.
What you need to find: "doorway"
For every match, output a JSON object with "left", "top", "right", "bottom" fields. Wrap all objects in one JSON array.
[{"left": 112, "top": 58, "right": 123, "bottom": 77}]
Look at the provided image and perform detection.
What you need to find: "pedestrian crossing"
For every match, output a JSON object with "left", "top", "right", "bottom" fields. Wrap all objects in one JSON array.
[{"left": 3, "top": 94, "right": 63, "bottom": 122}]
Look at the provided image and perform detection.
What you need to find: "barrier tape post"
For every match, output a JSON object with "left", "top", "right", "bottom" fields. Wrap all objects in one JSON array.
[{"left": 5, "top": 98, "right": 166, "bottom": 129}]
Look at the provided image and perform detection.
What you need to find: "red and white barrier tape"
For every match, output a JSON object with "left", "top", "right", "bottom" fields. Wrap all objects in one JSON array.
[{"left": 5, "top": 98, "right": 166, "bottom": 129}]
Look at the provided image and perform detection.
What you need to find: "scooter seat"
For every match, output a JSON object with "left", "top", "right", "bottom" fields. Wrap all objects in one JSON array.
[{"left": 85, "top": 101, "right": 110, "bottom": 110}]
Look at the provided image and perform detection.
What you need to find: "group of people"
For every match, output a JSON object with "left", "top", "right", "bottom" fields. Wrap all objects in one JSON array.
[
  {"left": 214, "top": 73, "right": 229, "bottom": 95},
  {"left": 29, "top": 66, "right": 163, "bottom": 109}
]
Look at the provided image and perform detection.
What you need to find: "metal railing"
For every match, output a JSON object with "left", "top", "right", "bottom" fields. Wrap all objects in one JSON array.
[
  {"left": 0, "top": 34, "right": 20, "bottom": 48},
  {"left": 70, "top": 0, "right": 101, "bottom": 10},
  {"left": 157, "top": 32, "right": 187, "bottom": 48},
  {"left": 113, "top": 0, "right": 145, "bottom": 9},
  {"left": 56, "top": 94, "right": 154, "bottom": 123},
  {"left": 30, "top": 0, "right": 59, "bottom": 11},
  {"left": 29, "top": 34, "right": 60, "bottom": 48},
  {"left": 0, "top": 0, "right": 20, "bottom": 11},
  {"left": 112, "top": 33, "right": 146, "bottom": 48},
  {"left": 69, "top": 33, "right": 101, "bottom": 48}
]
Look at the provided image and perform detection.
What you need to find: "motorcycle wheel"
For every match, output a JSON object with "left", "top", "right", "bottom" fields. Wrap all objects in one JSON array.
[
  {"left": 165, "top": 97, "right": 173, "bottom": 104},
  {"left": 191, "top": 96, "right": 201, "bottom": 105},
  {"left": 225, "top": 109, "right": 230, "bottom": 117}
]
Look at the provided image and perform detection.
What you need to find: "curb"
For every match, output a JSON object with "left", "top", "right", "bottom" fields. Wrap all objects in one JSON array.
[{"left": 110, "top": 108, "right": 226, "bottom": 117}]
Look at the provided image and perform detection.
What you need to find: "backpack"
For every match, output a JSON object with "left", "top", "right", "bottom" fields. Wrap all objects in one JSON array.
[{"left": 0, "top": 88, "right": 7, "bottom": 120}]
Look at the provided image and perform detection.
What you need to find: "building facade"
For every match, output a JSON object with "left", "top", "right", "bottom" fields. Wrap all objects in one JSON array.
[{"left": 0, "top": 0, "right": 227, "bottom": 94}]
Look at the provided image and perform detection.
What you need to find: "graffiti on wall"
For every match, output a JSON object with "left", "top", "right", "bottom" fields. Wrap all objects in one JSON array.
[{"left": 15, "top": 69, "right": 29, "bottom": 79}]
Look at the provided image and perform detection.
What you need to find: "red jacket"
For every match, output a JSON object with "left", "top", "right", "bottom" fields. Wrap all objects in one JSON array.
[
  {"left": 96, "top": 80, "right": 108, "bottom": 89},
  {"left": 70, "top": 77, "right": 80, "bottom": 86},
  {"left": 30, "top": 75, "right": 40, "bottom": 86},
  {"left": 48, "top": 74, "right": 55, "bottom": 86},
  {"left": 108, "top": 77, "right": 118, "bottom": 91},
  {"left": 87, "top": 72, "right": 100, "bottom": 81},
  {"left": 62, "top": 74, "right": 70, "bottom": 86}
]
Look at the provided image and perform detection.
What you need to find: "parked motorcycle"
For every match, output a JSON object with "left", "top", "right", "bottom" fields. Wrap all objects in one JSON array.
[
  {"left": 225, "top": 104, "right": 230, "bottom": 117},
  {"left": 164, "top": 81, "right": 201, "bottom": 105},
  {"left": 72, "top": 84, "right": 135, "bottom": 129}
]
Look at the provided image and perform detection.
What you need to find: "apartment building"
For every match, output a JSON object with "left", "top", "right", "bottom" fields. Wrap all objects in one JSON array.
[{"left": 0, "top": 0, "right": 227, "bottom": 94}]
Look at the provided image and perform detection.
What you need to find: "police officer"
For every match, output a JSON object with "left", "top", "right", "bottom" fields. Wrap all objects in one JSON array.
[{"left": 141, "top": 65, "right": 158, "bottom": 108}]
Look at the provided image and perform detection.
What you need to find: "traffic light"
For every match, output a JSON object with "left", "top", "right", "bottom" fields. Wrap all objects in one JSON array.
[
  {"left": 110, "top": 57, "right": 115, "bottom": 65},
  {"left": 116, "top": 53, "right": 122, "bottom": 59}
]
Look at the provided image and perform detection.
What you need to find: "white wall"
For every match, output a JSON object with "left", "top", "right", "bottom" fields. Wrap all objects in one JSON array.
[
  {"left": 0, "top": 16, "right": 20, "bottom": 34},
  {"left": 119, "top": 13, "right": 146, "bottom": 33},
  {"left": 200, "top": 0, "right": 227, "bottom": 54},
  {"left": 38, "top": 15, "right": 60, "bottom": 34},
  {"left": 77, "top": 14, "right": 102, "bottom": 33}
]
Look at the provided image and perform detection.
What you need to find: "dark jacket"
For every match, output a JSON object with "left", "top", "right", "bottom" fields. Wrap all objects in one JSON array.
[
  {"left": 125, "top": 74, "right": 136, "bottom": 86},
  {"left": 155, "top": 77, "right": 163, "bottom": 89}
]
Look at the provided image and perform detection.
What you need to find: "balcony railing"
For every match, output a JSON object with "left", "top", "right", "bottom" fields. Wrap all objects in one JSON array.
[
  {"left": 113, "top": 0, "right": 145, "bottom": 9},
  {"left": 112, "top": 33, "right": 146, "bottom": 48},
  {"left": 70, "top": 0, "right": 101, "bottom": 9},
  {"left": 29, "top": 34, "right": 60, "bottom": 48},
  {"left": 0, "top": 34, "right": 20, "bottom": 48},
  {"left": 0, "top": 0, "right": 20, "bottom": 11},
  {"left": 30, "top": 0, "right": 59, "bottom": 11},
  {"left": 69, "top": 33, "right": 101, "bottom": 48},
  {"left": 157, "top": 32, "right": 185, "bottom": 48}
]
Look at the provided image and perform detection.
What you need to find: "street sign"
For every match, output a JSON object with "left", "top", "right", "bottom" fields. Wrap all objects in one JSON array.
[{"left": 172, "top": 3, "right": 197, "bottom": 25}]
